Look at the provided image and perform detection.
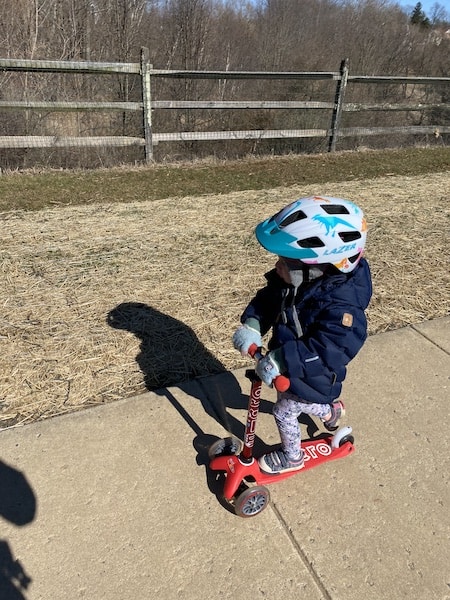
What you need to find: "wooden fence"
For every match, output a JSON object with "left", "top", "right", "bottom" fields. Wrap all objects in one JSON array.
[{"left": 0, "top": 48, "right": 448, "bottom": 163}]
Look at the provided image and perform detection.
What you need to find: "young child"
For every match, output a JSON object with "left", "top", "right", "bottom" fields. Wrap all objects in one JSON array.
[{"left": 233, "top": 196, "right": 372, "bottom": 474}]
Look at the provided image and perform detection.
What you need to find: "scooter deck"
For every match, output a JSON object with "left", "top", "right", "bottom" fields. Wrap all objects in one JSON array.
[{"left": 210, "top": 435, "right": 354, "bottom": 500}]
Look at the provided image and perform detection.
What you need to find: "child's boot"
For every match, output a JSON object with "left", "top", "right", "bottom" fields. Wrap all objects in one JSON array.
[
  {"left": 323, "top": 400, "right": 345, "bottom": 431},
  {"left": 258, "top": 448, "right": 304, "bottom": 474}
]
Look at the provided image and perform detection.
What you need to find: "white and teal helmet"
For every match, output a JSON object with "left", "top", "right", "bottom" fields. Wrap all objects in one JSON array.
[{"left": 255, "top": 196, "right": 367, "bottom": 273}]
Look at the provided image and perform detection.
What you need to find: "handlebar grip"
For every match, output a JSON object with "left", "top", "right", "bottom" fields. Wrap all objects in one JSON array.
[
  {"left": 248, "top": 344, "right": 290, "bottom": 392},
  {"left": 248, "top": 343, "right": 261, "bottom": 360},
  {"left": 273, "top": 375, "right": 290, "bottom": 393}
]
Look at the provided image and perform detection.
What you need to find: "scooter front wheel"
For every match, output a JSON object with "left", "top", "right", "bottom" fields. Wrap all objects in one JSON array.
[
  {"left": 208, "top": 436, "right": 242, "bottom": 459},
  {"left": 234, "top": 485, "right": 270, "bottom": 518}
]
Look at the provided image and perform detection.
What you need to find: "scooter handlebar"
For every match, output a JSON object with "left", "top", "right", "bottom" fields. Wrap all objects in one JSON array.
[{"left": 248, "top": 343, "right": 290, "bottom": 392}]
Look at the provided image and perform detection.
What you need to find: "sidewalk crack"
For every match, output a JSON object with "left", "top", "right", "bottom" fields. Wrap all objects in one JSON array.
[
  {"left": 271, "top": 501, "right": 333, "bottom": 600},
  {"left": 410, "top": 324, "right": 450, "bottom": 355}
]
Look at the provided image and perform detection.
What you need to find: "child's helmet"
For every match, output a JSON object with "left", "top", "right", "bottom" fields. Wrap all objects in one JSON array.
[{"left": 255, "top": 196, "right": 367, "bottom": 273}]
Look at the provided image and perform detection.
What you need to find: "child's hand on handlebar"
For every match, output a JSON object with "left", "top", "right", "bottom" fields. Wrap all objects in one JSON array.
[
  {"left": 248, "top": 344, "right": 290, "bottom": 392},
  {"left": 256, "top": 353, "right": 281, "bottom": 387},
  {"left": 232, "top": 320, "right": 262, "bottom": 356}
]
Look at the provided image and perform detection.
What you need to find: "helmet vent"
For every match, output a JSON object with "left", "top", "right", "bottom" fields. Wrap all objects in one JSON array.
[
  {"left": 321, "top": 204, "right": 350, "bottom": 215},
  {"left": 348, "top": 253, "right": 362, "bottom": 264},
  {"left": 339, "top": 231, "right": 361, "bottom": 243},
  {"left": 297, "top": 236, "right": 325, "bottom": 248},
  {"left": 280, "top": 210, "right": 307, "bottom": 228}
]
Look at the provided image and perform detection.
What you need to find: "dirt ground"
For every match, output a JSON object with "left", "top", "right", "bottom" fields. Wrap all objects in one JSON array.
[{"left": 1, "top": 171, "right": 449, "bottom": 427}]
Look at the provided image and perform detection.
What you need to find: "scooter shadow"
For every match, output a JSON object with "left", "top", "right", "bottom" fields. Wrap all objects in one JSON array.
[
  {"left": 160, "top": 380, "right": 329, "bottom": 514},
  {"left": 156, "top": 382, "right": 266, "bottom": 514}
]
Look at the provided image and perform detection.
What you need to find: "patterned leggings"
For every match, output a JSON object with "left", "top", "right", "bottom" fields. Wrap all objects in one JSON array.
[{"left": 273, "top": 392, "right": 332, "bottom": 460}]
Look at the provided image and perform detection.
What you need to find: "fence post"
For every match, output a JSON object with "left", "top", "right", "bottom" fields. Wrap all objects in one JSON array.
[
  {"left": 328, "top": 58, "right": 349, "bottom": 152},
  {"left": 140, "top": 47, "right": 153, "bottom": 163}
]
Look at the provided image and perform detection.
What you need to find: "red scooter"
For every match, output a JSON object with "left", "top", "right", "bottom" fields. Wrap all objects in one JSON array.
[{"left": 208, "top": 345, "right": 355, "bottom": 517}]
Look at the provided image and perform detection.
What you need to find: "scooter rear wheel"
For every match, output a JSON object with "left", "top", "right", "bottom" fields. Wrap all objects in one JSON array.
[
  {"left": 338, "top": 434, "right": 354, "bottom": 447},
  {"left": 234, "top": 485, "right": 270, "bottom": 518}
]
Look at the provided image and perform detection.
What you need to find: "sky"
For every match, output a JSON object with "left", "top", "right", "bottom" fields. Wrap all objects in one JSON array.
[{"left": 397, "top": 0, "right": 450, "bottom": 17}]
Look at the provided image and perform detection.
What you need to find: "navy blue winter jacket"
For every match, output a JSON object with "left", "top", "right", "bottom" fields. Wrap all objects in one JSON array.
[{"left": 241, "top": 258, "right": 372, "bottom": 403}]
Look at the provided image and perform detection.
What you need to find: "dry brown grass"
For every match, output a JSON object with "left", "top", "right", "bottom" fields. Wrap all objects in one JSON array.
[{"left": 1, "top": 171, "right": 449, "bottom": 427}]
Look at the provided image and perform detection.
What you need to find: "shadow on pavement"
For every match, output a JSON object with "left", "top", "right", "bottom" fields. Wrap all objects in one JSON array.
[{"left": 0, "top": 460, "right": 36, "bottom": 599}]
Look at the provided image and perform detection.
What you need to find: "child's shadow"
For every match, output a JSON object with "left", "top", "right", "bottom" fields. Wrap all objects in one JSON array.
[
  {"left": 106, "top": 302, "right": 275, "bottom": 455},
  {"left": 107, "top": 302, "right": 225, "bottom": 391}
]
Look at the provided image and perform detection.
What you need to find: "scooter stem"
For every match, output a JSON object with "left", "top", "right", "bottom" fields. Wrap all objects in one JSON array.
[{"left": 241, "top": 370, "right": 262, "bottom": 461}]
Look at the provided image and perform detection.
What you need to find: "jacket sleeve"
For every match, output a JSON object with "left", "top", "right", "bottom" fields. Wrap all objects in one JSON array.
[{"left": 240, "top": 270, "right": 285, "bottom": 336}]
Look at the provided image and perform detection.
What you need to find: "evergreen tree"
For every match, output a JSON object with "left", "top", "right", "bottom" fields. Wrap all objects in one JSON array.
[{"left": 410, "top": 2, "right": 431, "bottom": 28}]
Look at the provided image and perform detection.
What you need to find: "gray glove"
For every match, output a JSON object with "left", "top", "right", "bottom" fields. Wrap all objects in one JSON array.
[
  {"left": 255, "top": 352, "right": 281, "bottom": 386},
  {"left": 232, "top": 319, "right": 262, "bottom": 356}
]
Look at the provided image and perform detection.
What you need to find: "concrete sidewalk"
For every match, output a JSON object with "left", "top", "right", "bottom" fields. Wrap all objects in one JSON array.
[{"left": 1, "top": 317, "right": 449, "bottom": 600}]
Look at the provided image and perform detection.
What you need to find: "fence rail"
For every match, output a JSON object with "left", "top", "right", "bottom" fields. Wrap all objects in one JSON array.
[
  {"left": 0, "top": 49, "right": 448, "bottom": 163},
  {"left": 0, "top": 57, "right": 140, "bottom": 74},
  {"left": 0, "top": 136, "right": 144, "bottom": 148}
]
